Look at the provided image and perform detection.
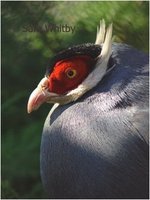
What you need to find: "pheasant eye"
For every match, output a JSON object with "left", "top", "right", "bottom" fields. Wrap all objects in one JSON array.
[{"left": 65, "top": 68, "right": 77, "bottom": 79}]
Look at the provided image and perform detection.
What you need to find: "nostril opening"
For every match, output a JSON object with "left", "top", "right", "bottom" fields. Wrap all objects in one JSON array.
[{"left": 38, "top": 77, "right": 49, "bottom": 89}]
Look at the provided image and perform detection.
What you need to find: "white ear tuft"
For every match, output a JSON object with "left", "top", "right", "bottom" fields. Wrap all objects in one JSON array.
[
  {"left": 95, "top": 19, "right": 106, "bottom": 45},
  {"left": 100, "top": 23, "right": 113, "bottom": 59}
]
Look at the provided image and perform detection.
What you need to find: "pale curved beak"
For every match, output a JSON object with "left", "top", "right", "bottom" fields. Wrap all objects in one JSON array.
[{"left": 27, "top": 77, "right": 58, "bottom": 113}]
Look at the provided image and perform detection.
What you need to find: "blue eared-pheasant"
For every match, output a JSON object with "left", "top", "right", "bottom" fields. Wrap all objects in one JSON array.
[{"left": 27, "top": 20, "right": 148, "bottom": 199}]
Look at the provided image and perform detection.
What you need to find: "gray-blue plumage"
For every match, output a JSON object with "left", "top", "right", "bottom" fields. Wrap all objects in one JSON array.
[{"left": 40, "top": 43, "right": 149, "bottom": 198}]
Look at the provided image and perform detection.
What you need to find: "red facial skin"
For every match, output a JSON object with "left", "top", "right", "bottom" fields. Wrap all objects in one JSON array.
[{"left": 48, "top": 55, "right": 94, "bottom": 94}]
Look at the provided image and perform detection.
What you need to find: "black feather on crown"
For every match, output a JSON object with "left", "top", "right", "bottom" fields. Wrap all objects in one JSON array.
[{"left": 45, "top": 43, "right": 102, "bottom": 76}]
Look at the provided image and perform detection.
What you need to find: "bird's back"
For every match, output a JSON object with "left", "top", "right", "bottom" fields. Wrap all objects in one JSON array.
[{"left": 40, "top": 43, "right": 149, "bottom": 198}]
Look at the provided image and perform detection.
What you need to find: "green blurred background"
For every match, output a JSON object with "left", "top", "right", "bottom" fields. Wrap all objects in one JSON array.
[{"left": 1, "top": 1, "right": 149, "bottom": 198}]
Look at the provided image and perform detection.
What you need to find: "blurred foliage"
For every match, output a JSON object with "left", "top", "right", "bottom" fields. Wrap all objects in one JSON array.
[{"left": 1, "top": 1, "right": 149, "bottom": 199}]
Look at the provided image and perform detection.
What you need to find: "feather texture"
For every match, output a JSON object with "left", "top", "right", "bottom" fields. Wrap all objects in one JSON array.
[{"left": 41, "top": 43, "right": 149, "bottom": 198}]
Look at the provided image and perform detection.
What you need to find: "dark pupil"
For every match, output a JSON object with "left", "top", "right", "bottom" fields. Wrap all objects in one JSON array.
[{"left": 68, "top": 70, "right": 74, "bottom": 76}]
